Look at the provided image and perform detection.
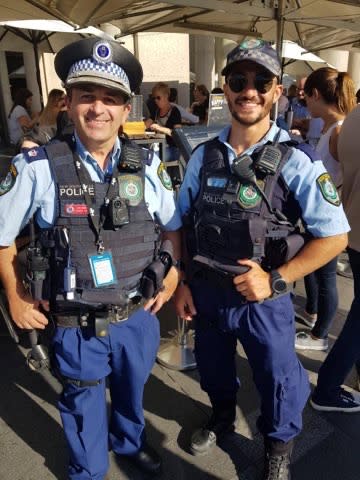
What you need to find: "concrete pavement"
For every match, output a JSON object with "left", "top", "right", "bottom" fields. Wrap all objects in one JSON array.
[{"left": 0, "top": 272, "right": 359, "bottom": 480}]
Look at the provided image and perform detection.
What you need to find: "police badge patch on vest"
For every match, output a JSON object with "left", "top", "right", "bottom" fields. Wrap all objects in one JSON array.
[
  {"left": 238, "top": 182, "right": 261, "bottom": 209},
  {"left": 157, "top": 162, "right": 173, "bottom": 191},
  {"left": 316, "top": 173, "right": 340, "bottom": 206},
  {"left": 0, "top": 164, "right": 17, "bottom": 196},
  {"left": 118, "top": 174, "right": 143, "bottom": 206}
]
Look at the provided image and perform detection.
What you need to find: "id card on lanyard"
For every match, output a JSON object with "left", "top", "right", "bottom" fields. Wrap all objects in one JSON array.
[
  {"left": 73, "top": 153, "right": 119, "bottom": 288},
  {"left": 88, "top": 251, "right": 117, "bottom": 288}
]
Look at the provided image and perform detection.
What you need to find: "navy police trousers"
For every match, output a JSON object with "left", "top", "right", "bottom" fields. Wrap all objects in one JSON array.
[
  {"left": 191, "top": 280, "right": 310, "bottom": 443},
  {"left": 52, "top": 308, "right": 160, "bottom": 480}
]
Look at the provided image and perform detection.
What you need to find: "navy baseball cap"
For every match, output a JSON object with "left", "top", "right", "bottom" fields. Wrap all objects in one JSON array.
[
  {"left": 55, "top": 37, "right": 143, "bottom": 99},
  {"left": 221, "top": 39, "right": 281, "bottom": 78}
]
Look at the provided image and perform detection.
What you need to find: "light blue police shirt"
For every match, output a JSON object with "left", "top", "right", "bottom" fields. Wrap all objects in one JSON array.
[
  {"left": 0, "top": 134, "right": 182, "bottom": 246},
  {"left": 178, "top": 122, "right": 350, "bottom": 237}
]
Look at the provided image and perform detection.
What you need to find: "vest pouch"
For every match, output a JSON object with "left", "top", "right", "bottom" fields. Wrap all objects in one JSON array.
[
  {"left": 196, "top": 212, "right": 263, "bottom": 265},
  {"left": 140, "top": 259, "right": 166, "bottom": 299},
  {"left": 265, "top": 233, "right": 305, "bottom": 270}
]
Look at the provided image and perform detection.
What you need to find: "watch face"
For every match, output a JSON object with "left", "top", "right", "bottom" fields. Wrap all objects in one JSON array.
[{"left": 273, "top": 278, "right": 288, "bottom": 294}]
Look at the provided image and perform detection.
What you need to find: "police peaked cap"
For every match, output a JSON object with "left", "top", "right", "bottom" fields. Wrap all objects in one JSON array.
[
  {"left": 55, "top": 37, "right": 143, "bottom": 98},
  {"left": 222, "top": 39, "right": 281, "bottom": 78}
]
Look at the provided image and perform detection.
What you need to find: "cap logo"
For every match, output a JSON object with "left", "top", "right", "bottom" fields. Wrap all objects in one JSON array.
[
  {"left": 93, "top": 41, "right": 112, "bottom": 64},
  {"left": 239, "top": 39, "right": 265, "bottom": 50}
]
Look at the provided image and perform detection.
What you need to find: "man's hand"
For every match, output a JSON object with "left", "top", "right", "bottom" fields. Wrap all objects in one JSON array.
[
  {"left": 8, "top": 293, "right": 49, "bottom": 330},
  {"left": 173, "top": 282, "right": 197, "bottom": 321},
  {"left": 144, "top": 266, "right": 180, "bottom": 315},
  {"left": 233, "top": 259, "right": 272, "bottom": 302}
]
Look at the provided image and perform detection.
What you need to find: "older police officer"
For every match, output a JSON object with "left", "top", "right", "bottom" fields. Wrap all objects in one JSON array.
[
  {"left": 174, "top": 40, "right": 349, "bottom": 479},
  {"left": 0, "top": 38, "right": 181, "bottom": 479}
]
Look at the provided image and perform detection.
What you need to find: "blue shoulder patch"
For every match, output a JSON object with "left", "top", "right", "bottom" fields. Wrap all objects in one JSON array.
[
  {"left": 294, "top": 142, "right": 319, "bottom": 163},
  {"left": 22, "top": 146, "right": 48, "bottom": 163}
]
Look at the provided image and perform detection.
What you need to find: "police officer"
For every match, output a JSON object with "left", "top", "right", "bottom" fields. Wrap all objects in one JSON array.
[
  {"left": 174, "top": 40, "right": 349, "bottom": 480},
  {"left": 0, "top": 38, "right": 181, "bottom": 479}
]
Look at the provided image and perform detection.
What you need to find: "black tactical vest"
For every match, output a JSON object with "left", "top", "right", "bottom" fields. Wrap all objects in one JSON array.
[
  {"left": 40, "top": 139, "right": 160, "bottom": 309},
  {"left": 185, "top": 137, "right": 304, "bottom": 273}
]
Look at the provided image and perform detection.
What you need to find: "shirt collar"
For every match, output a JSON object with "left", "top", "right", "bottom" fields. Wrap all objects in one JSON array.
[
  {"left": 218, "top": 122, "right": 290, "bottom": 157},
  {"left": 74, "top": 131, "right": 121, "bottom": 173}
]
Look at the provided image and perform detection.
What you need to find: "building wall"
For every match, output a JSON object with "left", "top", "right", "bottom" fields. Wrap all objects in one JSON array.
[{"left": 39, "top": 32, "right": 191, "bottom": 112}]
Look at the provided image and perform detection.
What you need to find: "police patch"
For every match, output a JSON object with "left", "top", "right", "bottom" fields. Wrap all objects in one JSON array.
[
  {"left": 240, "top": 39, "right": 265, "bottom": 50},
  {"left": 238, "top": 183, "right": 261, "bottom": 209},
  {"left": 316, "top": 173, "right": 340, "bottom": 206},
  {"left": 0, "top": 164, "right": 17, "bottom": 196},
  {"left": 63, "top": 203, "right": 89, "bottom": 217},
  {"left": 118, "top": 175, "right": 143, "bottom": 206},
  {"left": 157, "top": 162, "right": 173, "bottom": 191}
]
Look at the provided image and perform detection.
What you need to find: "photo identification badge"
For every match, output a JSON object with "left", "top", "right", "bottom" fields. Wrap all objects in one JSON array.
[{"left": 88, "top": 251, "right": 117, "bottom": 288}]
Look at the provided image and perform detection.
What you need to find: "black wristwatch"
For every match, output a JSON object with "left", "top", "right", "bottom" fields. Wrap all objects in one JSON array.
[{"left": 270, "top": 270, "right": 290, "bottom": 298}]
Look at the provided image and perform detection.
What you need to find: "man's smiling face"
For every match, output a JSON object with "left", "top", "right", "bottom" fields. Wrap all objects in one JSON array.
[
  {"left": 66, "top": 84, "right": 131, "bottom": 149},
  {"left": 224, "top": 60, "right": 282, "bottom": 127}
]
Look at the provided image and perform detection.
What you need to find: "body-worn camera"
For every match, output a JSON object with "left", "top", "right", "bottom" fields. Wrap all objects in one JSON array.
[{"left": 109, "top": 196, "right": 129, "bottom": 228}]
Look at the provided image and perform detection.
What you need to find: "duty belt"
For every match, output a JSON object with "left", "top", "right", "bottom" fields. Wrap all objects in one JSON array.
[{"left": 54, "top": 297, "right": 146, "bottom": 336}]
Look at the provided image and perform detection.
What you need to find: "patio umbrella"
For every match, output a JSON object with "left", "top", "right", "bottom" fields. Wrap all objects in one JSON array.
[{"left": 0, "top": 20, "right": 111, "bottom": 106}]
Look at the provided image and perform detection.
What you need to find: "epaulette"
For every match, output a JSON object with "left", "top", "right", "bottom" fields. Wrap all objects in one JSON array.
[
  {"left": 22, "top": 146, "right": 48, "bottom": 163},
  {"left": 291, "top": 141, "right": 319, "bottom": 163}
]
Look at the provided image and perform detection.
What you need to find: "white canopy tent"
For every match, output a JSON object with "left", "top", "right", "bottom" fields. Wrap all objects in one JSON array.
[
  {"left": 280, "top": 40, "right": 334, "bottom": 79},
  {"left": 0, "top": 19, "right": 112, "bottom": 107},
  {"left": 1, "top": 1, "right": 360, "bottom": 55}
]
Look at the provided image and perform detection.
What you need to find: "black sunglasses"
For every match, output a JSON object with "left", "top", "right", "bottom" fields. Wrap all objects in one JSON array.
[{"left": 227, "top": 73, "right": 275, "bottom": 94}]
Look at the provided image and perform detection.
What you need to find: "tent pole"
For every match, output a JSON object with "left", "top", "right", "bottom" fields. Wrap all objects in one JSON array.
[
  {"left": 32, "top": 41, "right": 44, "bottom": 109},
  {"left": 273, "top": 0, "right": 286, "bottom": 119}
]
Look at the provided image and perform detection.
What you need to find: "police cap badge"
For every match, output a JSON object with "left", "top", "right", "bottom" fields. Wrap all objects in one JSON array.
[{"left": 55, "top": 37, "right": 143, "bottom": 98}]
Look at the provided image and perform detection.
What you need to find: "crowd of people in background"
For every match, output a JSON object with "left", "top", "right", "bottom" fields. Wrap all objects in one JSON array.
[{"left": 1, "top": 44, "right": 360, "bottom": 479}]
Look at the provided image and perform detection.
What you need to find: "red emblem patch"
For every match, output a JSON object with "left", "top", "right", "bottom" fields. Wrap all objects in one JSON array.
[{"left": 64, "top": 203, "right": 89, "bottom": 216}]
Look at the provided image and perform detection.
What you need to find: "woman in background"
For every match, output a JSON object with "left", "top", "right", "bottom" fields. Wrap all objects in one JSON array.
[
  {"left": 295, "top": 67, "right": 356, "bottom": 351},
  {"left": 37, "top": 88, "right": 66, "bottom": 141},
  {"left": 146, "top": 82, "right": 182, "bottom": 162},
  {"left": 190, "top": 84, "right": 209, "bottom": 124},
  {"left": 8, "top": 88, "right": 39, "bottom": 146}
]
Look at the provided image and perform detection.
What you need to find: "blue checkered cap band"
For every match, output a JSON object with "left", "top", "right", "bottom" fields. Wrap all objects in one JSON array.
[
  {"left": 222, "top": 39, "right": 281, "bottom": 77},
  {"left": 66, "top": 58, "right": 131, "bottom": 95}
]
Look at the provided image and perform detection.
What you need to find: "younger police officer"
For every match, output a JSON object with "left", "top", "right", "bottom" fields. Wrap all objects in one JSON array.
[
  {"left": 174, "top": 40, "right": 349, "bottom": 479},
  {"left": 0, "top": 38, "right": 181, "bottom": 479}
]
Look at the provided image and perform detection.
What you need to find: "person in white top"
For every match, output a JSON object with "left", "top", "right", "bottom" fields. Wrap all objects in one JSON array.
[
  {"left": 7, "top": 88, "right": 39, "bottom": 146},
  {"left": 294, "top": 67, "right": 356, "bottom": 351}
]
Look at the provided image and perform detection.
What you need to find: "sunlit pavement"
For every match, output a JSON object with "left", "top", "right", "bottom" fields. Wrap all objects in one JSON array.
[{"left": 0, "top": 271, "right": 359, "bottom": 480}]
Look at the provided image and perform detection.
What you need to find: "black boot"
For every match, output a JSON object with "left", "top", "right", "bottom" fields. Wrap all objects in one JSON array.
[
  {"left": 125, "top": 442, "right": 162, "bottom": 476},
  {"left": 190, "top": 403, "right": 236, "bottom": 456},
  {"left": 263, "top": 438, "right": 293, "bottom": 480}
]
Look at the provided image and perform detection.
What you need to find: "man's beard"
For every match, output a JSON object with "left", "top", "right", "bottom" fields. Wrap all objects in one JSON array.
[{"left": 228, "top": 98, "right": 270, "bottom": 126}]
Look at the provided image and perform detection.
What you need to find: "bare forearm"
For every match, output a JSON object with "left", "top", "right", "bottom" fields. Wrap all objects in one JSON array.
[
  {"left": 278, "top": 233, "right": 348, "bottom": 283},
  {"left": 0, "top": 244, "right": 26, "bottom": 300}
]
